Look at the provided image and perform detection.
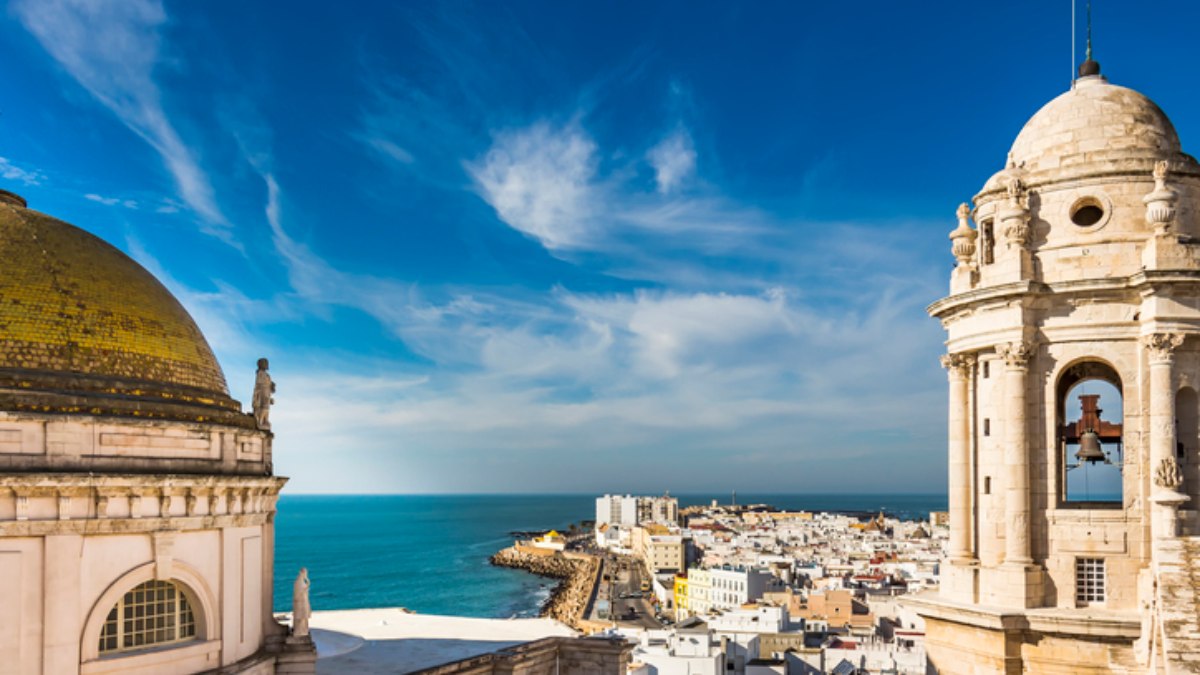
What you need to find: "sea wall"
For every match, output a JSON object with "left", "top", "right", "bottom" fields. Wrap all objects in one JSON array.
[{"left": 490, "top": 546, "right": 600, "bottom": 629}]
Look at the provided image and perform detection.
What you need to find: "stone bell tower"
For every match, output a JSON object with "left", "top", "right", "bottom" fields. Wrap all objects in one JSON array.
[{"left": 908, "top": 58, "right": 1200, "bottom": 673}]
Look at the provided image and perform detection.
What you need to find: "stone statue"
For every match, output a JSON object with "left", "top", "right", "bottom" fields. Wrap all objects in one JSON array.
[
  {"left": 292, "top": 567, "right": 311, "bottom": 637},
  {"left": 252, "top": 358, "right": 275, "bottom": 430}
]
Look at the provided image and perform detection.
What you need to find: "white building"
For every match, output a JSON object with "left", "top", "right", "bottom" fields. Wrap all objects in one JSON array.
[
  {"left": 626, "top": 626, "right": 754, "bottom": 675},
  {"left": 708, "top": 605, "right": 787, "bottom": 634},
  {"left": 707, "top": 567, "right": 777, "bottom": 611},
  {"left": 595, "top": 494, "right": 678, "bottom": 528},
  {"left": 595, "top": 494, "right": 638, "bottom": 527}
]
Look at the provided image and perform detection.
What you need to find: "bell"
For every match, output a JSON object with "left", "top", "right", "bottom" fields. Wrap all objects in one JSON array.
[{"left": 1075, "top": 430, "right": 1106, "bottom": 463}]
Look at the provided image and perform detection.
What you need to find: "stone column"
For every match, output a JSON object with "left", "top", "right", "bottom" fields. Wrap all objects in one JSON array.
[
  {"left": 1144, "top": 332, "right": 1188, "bottom": 538},
  {"left": 941, "top": 352, "right": 976, "bottom": 563},
  {"left": 999, "top": 341, "right": 1034, "bottom": 566}
]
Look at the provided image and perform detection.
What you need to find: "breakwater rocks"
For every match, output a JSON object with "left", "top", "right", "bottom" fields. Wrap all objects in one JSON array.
[{"left": 490, "top": 546, "right": 600, "bottom": 628}]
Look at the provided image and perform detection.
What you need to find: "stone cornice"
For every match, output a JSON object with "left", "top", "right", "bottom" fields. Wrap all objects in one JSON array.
[
  {"left": 930, "top": 271, "right": 1200, "bottom": 320},
  {"left": 901, "top": 591, "right": 1141, "bottom": 638},
  {"left": 0, "top": 512, "right": 274, "bottom": 537},
  {"left": 928, "top": 281, "right": 1038, "bottom": 318},
  {"left": 974, "top": 160, "right": 1200, "bottom": 205},
  {"left": 0, "top": 474, "right": 287, "bottom": 491},
  {"left": 0, "top": 474, "right": 287, "bottom": 532}
]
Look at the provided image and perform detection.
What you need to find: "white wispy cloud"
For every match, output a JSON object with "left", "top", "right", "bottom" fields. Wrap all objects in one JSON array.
[
  {"left": 85, "top": 193, "right": 138, "bottom": 209},
  {"left": 14, "top": 0, "right": 230, "bottom": 239},
  {"left": 264, "top": 274, "right": 944, "bottom": 493},
  {"left": 647, "top": 128, "right": 697, "bottom": 194},
  {"left": 364, "top": 137, "right": 415, "bottom": 164},
  {"left": 0, "top": 157, "right": 45, "bottom": 186},
  {"left": 465, "top": 119, "right": 785, "bottom": 270},
  {"left": 131, "top": 74, "right": 947, "bottom": 492},
  {"left": 466, "top": 121, "right": 598, "bottom": 250},
  {"left": 121, "top": 159, "right": 946, "bottom": 492},
  {"left": 353, "top": 76, "right": 472, "bottom": 190}
]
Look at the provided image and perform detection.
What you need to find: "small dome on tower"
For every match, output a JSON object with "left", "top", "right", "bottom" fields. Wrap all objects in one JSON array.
[{"left": 1008, "top": 76, "right": 1184, "bottom": 173}]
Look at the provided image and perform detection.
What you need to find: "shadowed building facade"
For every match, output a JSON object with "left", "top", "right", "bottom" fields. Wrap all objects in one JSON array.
[
  {"left": 0, "top": 190, "right": 315, "bottom": 673},
  {"left": 908, "top": 60, "right": 1200, "bottom": 673}
]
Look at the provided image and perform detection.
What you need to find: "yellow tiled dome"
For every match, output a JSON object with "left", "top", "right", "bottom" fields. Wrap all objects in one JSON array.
[{"left": 0, "top": 191, "right": 231, "bottom": 404}]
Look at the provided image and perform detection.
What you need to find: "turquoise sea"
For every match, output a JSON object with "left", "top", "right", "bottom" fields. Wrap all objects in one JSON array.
[{"left": 272, "top": 493, "right": 947, "bottom": 615}]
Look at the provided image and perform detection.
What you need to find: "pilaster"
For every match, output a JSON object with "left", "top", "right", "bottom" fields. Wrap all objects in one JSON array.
[
  {"left": 43, "top": 534, "right": 83, "bottom": 673},
  {"left": 993, "top": 177, "right": 1034, "bottom": 284}
]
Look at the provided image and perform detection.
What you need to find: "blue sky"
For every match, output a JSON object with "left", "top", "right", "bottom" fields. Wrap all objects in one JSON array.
[{"left": 5, "top": 1, "right": 1198, "bottom": 494}]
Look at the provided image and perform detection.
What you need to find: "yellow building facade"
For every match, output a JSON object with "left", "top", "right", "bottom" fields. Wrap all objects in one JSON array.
[{"left": 672, "top": 574, "right": 689, "bottom": 619}]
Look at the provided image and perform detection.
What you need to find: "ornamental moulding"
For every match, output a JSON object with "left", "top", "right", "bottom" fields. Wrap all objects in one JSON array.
[
  {"left": 1142, "top": 332, "right": 1185, "bottom": 362},
  {"left": 997, "top": 341, "right": 1035, "bottom": 368},
  {"left": 940, "top": 352, "right": 977, "bottom": 377}
]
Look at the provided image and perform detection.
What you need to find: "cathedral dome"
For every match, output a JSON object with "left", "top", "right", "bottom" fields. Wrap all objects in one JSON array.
[
  {"left": 0, "top": 191, "right": 244, "bottom": 421},
  {"left": 1008, "top": 75, "right": 1184, "bottom": 173}
]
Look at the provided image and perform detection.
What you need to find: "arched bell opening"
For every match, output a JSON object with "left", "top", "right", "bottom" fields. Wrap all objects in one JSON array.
[
  {"left": 1056, "top": 361, "right": 1124, "bottom": 507},
  {"left": 1176, "top": 387, "right": 1199, "bottom": 505}
]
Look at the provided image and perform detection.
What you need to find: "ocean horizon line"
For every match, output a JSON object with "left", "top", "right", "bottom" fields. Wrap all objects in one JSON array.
[{"left": 280, "top": 491, "right": 950, "bottom": 498}]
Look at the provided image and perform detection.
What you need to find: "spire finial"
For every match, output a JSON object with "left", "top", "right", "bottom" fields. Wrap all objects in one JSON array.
[
  {"left": 1077, "top": 0, "right": 1101, "bottom": 78},
  {"left": 1086, "top": 0, "right": 1093, "bottom": 62}
]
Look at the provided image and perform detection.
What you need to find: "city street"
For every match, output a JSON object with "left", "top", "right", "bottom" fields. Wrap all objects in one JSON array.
[{"left": 591, "top": 555, "right": 662, "bottom": 629}]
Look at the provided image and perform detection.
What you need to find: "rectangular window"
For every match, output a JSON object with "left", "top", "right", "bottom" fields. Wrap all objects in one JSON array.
[
  {"left": 983, "top": 361, "right": 990, "bottom": 379},
  {"left": 981, "top": 221, "right": 995, "bottom": 265},
  {"left": 984, "top": 476, "right": 991, "bottom": 495},
  {"left": 984, "top": 419, "right": 991, "bottom": 436},
  {"left": 1076, "top": 558, "right": 1105, "bottom": 605}
]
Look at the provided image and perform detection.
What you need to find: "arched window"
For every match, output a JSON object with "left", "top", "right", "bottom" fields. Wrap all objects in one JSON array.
[
  {"left": 98, "top": 580, "right": 197, "bottom": 655},
  {"left": 1057, "top": 361, "right": 1123, "bottom": 506}
]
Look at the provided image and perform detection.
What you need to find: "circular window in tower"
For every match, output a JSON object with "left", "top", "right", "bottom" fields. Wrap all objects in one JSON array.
[{"left": 1070, "top": 198, "right": 1106, "bottom": 227}]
